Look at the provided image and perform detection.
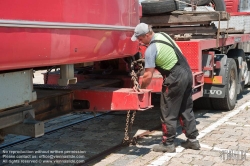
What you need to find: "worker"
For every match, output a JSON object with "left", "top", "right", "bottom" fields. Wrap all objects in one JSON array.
[{"left": 131, "top": 23, "right": 200, "bottom": 153}]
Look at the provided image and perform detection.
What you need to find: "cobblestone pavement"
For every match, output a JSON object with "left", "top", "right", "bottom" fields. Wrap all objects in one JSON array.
[{"left": 93, "top": 90, "right": 250, "bottom": 166}]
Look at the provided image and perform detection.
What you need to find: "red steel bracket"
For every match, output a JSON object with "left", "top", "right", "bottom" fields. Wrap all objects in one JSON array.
[{"left": 73, "top": 88, "right": 153, "bottom": 112}]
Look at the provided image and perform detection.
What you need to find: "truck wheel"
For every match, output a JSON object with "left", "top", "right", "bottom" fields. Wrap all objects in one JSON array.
[
  {"left": 194, "top": 97, "right": 213, "bottom": 110},
  {"left": 246, "top": 53, "right": 250, "bottom": 86},
  {"left": 210, "top": 0, "right": 226, "bottom": 11},
  {"left": 211, "top": 58, "right": 238, "bottom": 110},
  {"left": 227, "top": 49, "right": 247, "bottom": 94},
  {"left": 141, "top": 0, "right": 178, "bottom": 15},
  {"left": 242, "top": 61, "right": 249, "bottom": 86},
  {"left": 245, "top": 71, "right": 250, "bottom": 86}
]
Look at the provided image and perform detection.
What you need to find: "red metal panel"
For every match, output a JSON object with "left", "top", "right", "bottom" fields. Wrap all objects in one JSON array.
[
  {"left": 74, "top": 88, "right": 152, "bottom": 111},
  {"left": 192, "top": 72, "right": 204, "bottom": 100},
  {"left": 0, "top": 0, "right": 139, "bottom": 26},
  {"left": 0, "top": 0, "right": 140, "bottom": 71},
  {"left": 224, "top": 0, "right": 239, "bottom": 13},
  {"left": 176, "top": 41, "right": 201, "bottom": 72},
  {"left": 198, "top": 34, "right": 250, "bottom": 49},
  {"left": 0, "top": 28, "right": 138, "bottom": 71},
  {"left": 139, "top": 71, "right": 163, "bottom": 93}
]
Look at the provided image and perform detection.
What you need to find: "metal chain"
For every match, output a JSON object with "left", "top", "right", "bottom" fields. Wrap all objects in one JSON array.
[
  {"left": 130, "top": 111, "right": 136, "bottom": 127},
  {"left": 123, "top": 110, "right": 131, "bottom": 143},
  {"left": 122, "top": 57, "right": 144, "bottom": 144},
  {"left": 130, "top": 58, "right": 145, "bottom": 92},
  {"left": 123, "top": 110, "right": 137, "bottom": 145}
]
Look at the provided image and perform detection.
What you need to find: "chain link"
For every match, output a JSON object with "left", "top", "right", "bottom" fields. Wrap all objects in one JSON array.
[
  {"left": 130, "top": 58, "right": 145, "bottom": 92},
  {"left": 130, "top": 111, "right": 136, "bottom": 126},
  {"left": 122, "top": 57, "right": 144, "bottom": 144},
  {"left": 123, "top": 110, "right": 131, "bottom": 143}
]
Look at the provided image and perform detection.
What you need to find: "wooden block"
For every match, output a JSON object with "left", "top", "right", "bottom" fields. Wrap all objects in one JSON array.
[
  {"left": 153, "top": 25, "right": 217, "bottom": 35},
  {"left": 141, "top": 11, "right": 230, "bottom": 26}
]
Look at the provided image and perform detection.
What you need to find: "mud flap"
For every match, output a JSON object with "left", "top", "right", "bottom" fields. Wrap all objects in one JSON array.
[{"left": 203, "top": 84, "right": 226, "bottom": 98}]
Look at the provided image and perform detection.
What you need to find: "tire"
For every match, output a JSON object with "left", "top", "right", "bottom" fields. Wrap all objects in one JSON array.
[
  {"left": 227, "top": 49, "right": 246, "bottom": 94},
  {"left": 211, "top": 58, "right": 238, "bottom": 110},
  {"left": 245, "top": 71, "right": 250, "bottom": 86},
  {"left": 141, "top": 0, "right": 178, "bottom": 15},
  {"left": 194, "top": 97, "right": 213, "bottom": 110},
  {"left": 193, "top": 0, "right": 212, "bottom": 6},
  {"left": 210, "top": 0, "right": 226, "bottom": 11}
]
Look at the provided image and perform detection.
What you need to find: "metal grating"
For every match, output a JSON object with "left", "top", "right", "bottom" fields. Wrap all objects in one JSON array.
[{"left": 177, "top": 41, "right": 200, "bottom": 72}]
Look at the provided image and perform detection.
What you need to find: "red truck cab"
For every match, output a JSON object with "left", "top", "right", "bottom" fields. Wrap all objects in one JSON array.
[
  {"left": 225, "top": 0, "right": 239, "bottom": 12},
  {"left": 225, "top": 0, "right": 250, "bottom": 13}
]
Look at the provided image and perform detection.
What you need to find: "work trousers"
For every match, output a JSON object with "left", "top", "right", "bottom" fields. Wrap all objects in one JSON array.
[{"left": 160, "top": 64, "right": 199, "bottom": 144}]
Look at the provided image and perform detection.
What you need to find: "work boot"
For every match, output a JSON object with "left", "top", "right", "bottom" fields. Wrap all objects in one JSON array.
[
  {"left": 181, "top": 139, "right": 200, "bottom": 150},
  {"left": 152, "top": 143, "right": 176, "bottom": 153}
]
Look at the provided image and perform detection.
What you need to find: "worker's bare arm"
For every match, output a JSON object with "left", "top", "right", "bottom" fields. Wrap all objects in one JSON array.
[{"left": 141, "top": 68, "right": 154, "bottom": 89}]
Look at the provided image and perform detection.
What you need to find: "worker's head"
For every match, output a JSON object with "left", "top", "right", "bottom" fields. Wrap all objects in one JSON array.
[{"left": 131, "top": 23, "right": 153, "bottom": 44}]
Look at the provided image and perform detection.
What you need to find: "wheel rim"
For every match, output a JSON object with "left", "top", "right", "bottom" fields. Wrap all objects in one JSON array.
[
  {"left": 242, "top": 62, "right": 249, "bottom": 85},
  {"left": 229, "top": 69, "right": 236, "bottom": 100}
]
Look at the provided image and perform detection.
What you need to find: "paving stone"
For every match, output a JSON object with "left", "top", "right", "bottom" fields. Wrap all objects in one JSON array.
[
  {"left": 199, "top": 150, "right": 221, "bottom": 157},
  {"left": 229, "top": 132, "right": 243, "bottom": 136},
  {"left": 237, "top": 146, "right": 249, "bottom": 151},
  {"left": 110, "top": 154, "right": 138, "bottom": 166},
  {"left": 203, "top": 156, "right": 222, "bottom": 163},
  {"left": 218, "top": 137, "right": 238, "bottom": 142},
  {"left": 243, "top": 160, "right": 250, "bottom": 166},
  {"left": 234, "top": 126, "right": 245, "bottom": 130},
  {"left": 228, "top": 145, "right": 240, "bottom": 150},
  {"left": 200, "top": 140, "right": 218, "bottom": 147},
  {"left": 214, "top": 144, "right": 230, "bottom": 149},
  {"left": 243, "top": 136, "right": 250, "bottom": 140},
  {"left": 223, "top": 142, "right": 238, "bottom": 146},
  {"left": 210, "top": 134, "right": 225, "bottom": 139},
  {"left": 238, "top": 139, "right": 250, "bottom": 143},
  {"left": 202, "top": 136, "right": 219, "bottom": 141},
  {"left": 229, "top": 135, "right": 245, "bottom": 139},
  {"left": 196, "top": 125, "right": 207, "bottom": 130},
  {"left": 212, "top": 163, "right": 234, "bottom": 166},
  {"left": 224, "top": 122, "right": 239, "bottom": 126},
  {"left": 200, "top": 145, "right": 213, "bottom": 150},
  {"left": 127, "top": 151, "right": 161, "bottom": 166},
  {"left": 171, "top": 156, "right": 193, "bottom": 164},
  {"left": 191, "top": 159, "right": 215, "bottom": 166},
  {"left": 181, "top": 154, "right": 204, "bottom": 160},
  {"left": 162, "top": 159, "right": 183, "bottom": 166},
  {"left": 165, "top": 161, "right": 190, "bottom": 166},
  {"left": 98, "top": 153, "right": 125, "bottom": 164},
  {"left": 238, "top": 143, "right": 250, "bottom": 148},
  {"left": 182, "top": 149, "right": 201, "bottom": 154},
  {"left": 223, "top": 159, "right": 244, "bottom": 165},
  {"left": 210, "top": 130, "right": 225, "bottom": 134}
]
